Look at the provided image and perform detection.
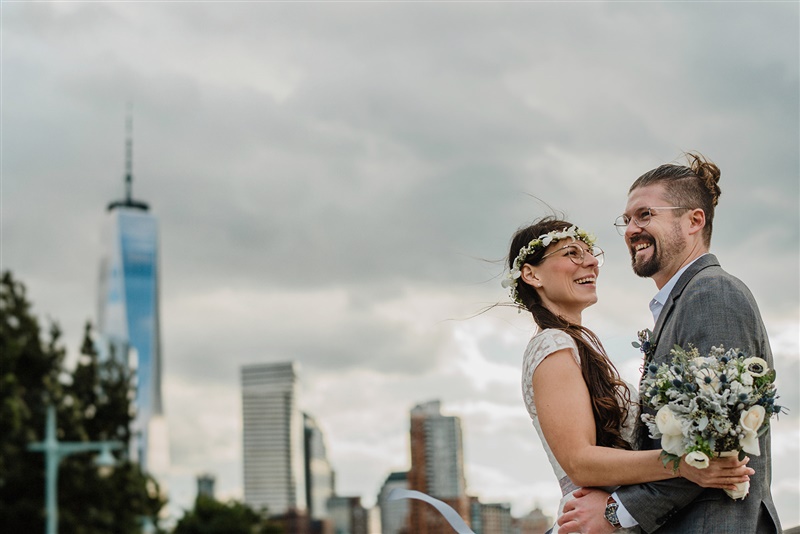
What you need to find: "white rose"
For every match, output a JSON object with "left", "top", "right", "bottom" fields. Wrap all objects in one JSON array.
[
  {"left": 655, "top": 406, "right": 683, "bottom": 437},
  {"left": 740, "top": 405, "right": 766, "bottom": 434},
  {"left": 741, "top": 431, "right": 760, "bottom": 456},
  {"left": 740, "top": 372, "right": 754, "bottom": 386},
  {"left": 685, "top": 450, "right": 710, "bottom": 469},
  {"left": 661, "top": 433, "right": 685, "bottom": 456}
]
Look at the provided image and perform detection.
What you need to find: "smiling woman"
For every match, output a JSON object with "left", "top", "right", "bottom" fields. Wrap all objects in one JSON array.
[{"left": 505, "top": 217, "right": 633, "bottom": 450}]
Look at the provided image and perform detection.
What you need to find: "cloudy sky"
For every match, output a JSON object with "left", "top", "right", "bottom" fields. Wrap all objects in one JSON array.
[{"left": 4, "top": 0, "right": 799, "bottom": 528}]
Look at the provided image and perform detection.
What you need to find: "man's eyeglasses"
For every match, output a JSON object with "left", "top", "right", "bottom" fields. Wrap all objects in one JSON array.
[
  {"left": 614, "top": 207, "right": 692, "bottom": 236},
  {"left": 540, "top": 243, "right": 605, "bottom": 267}
]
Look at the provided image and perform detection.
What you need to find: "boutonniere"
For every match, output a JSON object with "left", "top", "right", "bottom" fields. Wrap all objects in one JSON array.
[{"left": 632, "top": 328, "right": 656, "bottom": 361}]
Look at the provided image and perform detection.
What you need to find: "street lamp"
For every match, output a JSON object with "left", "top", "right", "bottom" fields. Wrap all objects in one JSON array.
[{"left": 28, "top": 405, "right": 124, "bottom": 534}]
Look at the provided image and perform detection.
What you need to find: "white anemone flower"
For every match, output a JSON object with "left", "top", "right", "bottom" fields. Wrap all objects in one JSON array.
[{"left": 743, "top": 357, "right": 769, "bottom": 377}]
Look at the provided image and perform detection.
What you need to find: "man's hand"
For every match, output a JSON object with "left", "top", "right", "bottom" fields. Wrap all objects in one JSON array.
[{"left": 557, "top": 488, "right": 615, "bottom": 534}]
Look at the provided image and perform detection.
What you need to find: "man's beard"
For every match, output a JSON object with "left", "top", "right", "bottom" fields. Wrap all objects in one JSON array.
[
  {"left": 632, "top": 241, "right": 660, "bottom": 278},
  {"left": 630, "top": 225, "right": 686, "bottom": 278}
]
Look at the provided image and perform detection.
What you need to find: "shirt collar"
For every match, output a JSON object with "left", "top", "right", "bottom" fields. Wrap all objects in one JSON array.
[{"left": 649, "top": 254, "right": 708, "bottom": 322}]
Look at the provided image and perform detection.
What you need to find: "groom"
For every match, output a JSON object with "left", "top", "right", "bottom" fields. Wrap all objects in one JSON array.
[{"left": 557, "top": 153, "right": 782, "bottom": 533}]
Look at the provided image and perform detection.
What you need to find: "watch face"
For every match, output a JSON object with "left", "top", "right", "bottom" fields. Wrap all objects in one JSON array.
[{"left": 605, "top": 502, "right": 620, "bottom": 527}]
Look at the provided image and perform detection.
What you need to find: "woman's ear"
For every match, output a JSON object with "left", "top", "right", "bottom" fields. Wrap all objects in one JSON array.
[{"left": 520, "top": 264, "right": 540, "bottom": 288}]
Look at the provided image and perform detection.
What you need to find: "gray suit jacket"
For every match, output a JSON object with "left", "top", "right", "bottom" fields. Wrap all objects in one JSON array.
[{"left": 615, "top": 254, "right": 781, "bottom": 533}]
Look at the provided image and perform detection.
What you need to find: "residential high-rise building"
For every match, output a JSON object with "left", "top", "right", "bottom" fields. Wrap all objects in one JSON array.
[
  {"left": 407, "top": 400, "right": 469, "bottom": 534},
  {"left": 327, "top": 496, "right": 368, "bottom": 534},
  {"left": 469, "top": 499, "right": 513, "bottom": 534},
  {"left": 377, "top": 471, "right": 408, "bottom": 534},
  {"left": 241, "top": 362, "right": 307, "bottom": 516},
  {"left": 514, "top": 505, "right": 551, "bottom": 534},
  {"left": 97, "top": 114, "right": 168, "bottom": 476},
  {"left": 304, "top": 413, "right": 335, "bottom": 521}
]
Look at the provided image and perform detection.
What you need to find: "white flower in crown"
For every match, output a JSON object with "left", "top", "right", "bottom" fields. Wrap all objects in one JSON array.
[
  {"left": 501, "top": 269, "right": 521, "bottom": 288},
  {"left": 503, "top": 226, "right": 597, "bottom": 306}
]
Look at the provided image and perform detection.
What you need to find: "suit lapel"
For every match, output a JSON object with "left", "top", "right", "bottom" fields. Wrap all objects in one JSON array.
[
  {"left": 649, "top": 254, "right": 720, "bottom": 361},
  {"left": 636, "top": 254, "right": 722, "bottom": 448}
]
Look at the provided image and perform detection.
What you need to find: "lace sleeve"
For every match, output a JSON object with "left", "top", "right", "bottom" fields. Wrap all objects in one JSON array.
[{"left": 521, "top": 329, "right": 580, "bottom": 420}]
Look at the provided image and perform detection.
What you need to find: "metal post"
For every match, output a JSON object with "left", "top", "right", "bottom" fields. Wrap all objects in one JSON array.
[
  {"left": 44, "top": 406, "right": 58, "bottom": 534},
  {"left": 29, "top": 405, "right": 123, "bottom": 534}
]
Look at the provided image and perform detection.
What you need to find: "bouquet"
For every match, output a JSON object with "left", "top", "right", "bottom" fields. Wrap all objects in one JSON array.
[{"left": 640, "top": 344, "right": 783, "bottom": 499}]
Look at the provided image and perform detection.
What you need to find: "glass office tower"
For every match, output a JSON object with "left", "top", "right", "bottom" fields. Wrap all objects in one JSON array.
[
  {"left": 97, "top": 121, "right": 168, "bottom": 474},
  {"left": 304, "top": 413, "right": 335, "bottom": 521},
  {"left": 98, "top": 207, "right": 163, "bottom": 470}
]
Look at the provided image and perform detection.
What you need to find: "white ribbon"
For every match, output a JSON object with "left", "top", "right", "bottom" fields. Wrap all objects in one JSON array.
[{"left": 387, "top": 488, "right": 476, "bottom": 534}]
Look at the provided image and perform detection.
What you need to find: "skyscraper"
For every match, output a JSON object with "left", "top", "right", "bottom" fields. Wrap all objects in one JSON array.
[
  {"left": 407, "top": 400, "right": 469, "bottom": 534},
  {"left": 470, "top": 499, "right": 513, "bottom": 534},
  {"left": 241, "top": 362, "right": 307, "bottom": 516},
  {"left": 378, "top": 471, "right": 409, "bottom": 534},
  {"left": 97, "top": 113, "right": 168, "bottom": 476},
  {"left": 327, "top": 496, "right": 368, "bottom": 534},
  {"left": 304, "top": 413, "right": 335, "bottom": 521}
]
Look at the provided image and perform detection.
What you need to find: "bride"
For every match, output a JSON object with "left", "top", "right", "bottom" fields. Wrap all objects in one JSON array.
[{"left": 504, "top": 217, "right": 752, "bottom": 533}]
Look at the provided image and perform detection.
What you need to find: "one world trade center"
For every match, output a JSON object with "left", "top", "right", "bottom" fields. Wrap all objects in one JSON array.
[{"left": 97, "top": 115, "right": 169, "bottom": 477}]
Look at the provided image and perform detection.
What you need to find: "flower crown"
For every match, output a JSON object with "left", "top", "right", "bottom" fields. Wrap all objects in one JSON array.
[{"left": 502, "top": 225, "right": 597, "bottom": 305}]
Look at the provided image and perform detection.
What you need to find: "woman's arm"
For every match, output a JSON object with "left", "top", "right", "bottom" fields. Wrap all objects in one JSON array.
[{"left": 533, "top": 348, "right": 751, "bottom": 488}]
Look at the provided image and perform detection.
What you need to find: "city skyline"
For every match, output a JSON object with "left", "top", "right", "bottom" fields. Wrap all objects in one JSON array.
[{"left": 4, "top": 1, "right": 798, "bottom": 527}]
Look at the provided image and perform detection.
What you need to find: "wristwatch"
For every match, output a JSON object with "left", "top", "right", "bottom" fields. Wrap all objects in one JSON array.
[{"left": 605, "top": 495, "right": 622, "bottom": 529}]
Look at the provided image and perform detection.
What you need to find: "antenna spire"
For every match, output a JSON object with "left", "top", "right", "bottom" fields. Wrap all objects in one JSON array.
[
  {"left": 125, "top": 103, "right": 133, "bottom": 203},
  {"left": 108, "top": 102, "right": 148, "bottom": 212}
]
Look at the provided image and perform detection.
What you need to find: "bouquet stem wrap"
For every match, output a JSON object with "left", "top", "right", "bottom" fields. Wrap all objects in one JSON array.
[{"left": 718, "top": 451, "right": 749, "bottom": 500}]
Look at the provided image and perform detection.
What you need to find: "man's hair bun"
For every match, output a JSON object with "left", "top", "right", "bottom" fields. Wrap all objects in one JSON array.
[{"left": 687, "top": 152, "right": 721, "bottom": 207}]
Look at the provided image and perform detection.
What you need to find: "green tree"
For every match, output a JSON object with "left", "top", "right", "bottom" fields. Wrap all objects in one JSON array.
[
  {"left": 58, "top": 321, "right": 166, "bottom": 533},
  {"left": 0, "top": 270, "right": 166, "bottom": 533},
  {"left": 0, "top": 270, "right": 65, "bottom": 528},
  {"left": 173, "top": 495, "right": 283, "bottom": 534}
]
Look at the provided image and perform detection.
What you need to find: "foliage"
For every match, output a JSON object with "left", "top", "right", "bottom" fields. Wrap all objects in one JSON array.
[
  {"left": 0, "top": 270, "right": 166, "bottom": 533},
  {"left": 173, "top": 495, "right": 283, "bottom": 534}
]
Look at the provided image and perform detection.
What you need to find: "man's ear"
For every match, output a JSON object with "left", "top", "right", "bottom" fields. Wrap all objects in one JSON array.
[
  {"left": 687, "top": 208, "right": 706, "bottom": 236},
  {"left": 520, "top": 264, "right": 539, "bottom": 287}
]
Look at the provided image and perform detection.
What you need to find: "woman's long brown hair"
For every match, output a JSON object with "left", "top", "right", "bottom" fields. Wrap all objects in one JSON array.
[{"left": 510, "top": 217, "right": 631, "bottom": 449}]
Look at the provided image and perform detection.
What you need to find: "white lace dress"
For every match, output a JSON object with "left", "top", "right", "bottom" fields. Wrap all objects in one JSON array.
[{"left": 521, "top": 328, "right": 640, "bottom": 534}]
